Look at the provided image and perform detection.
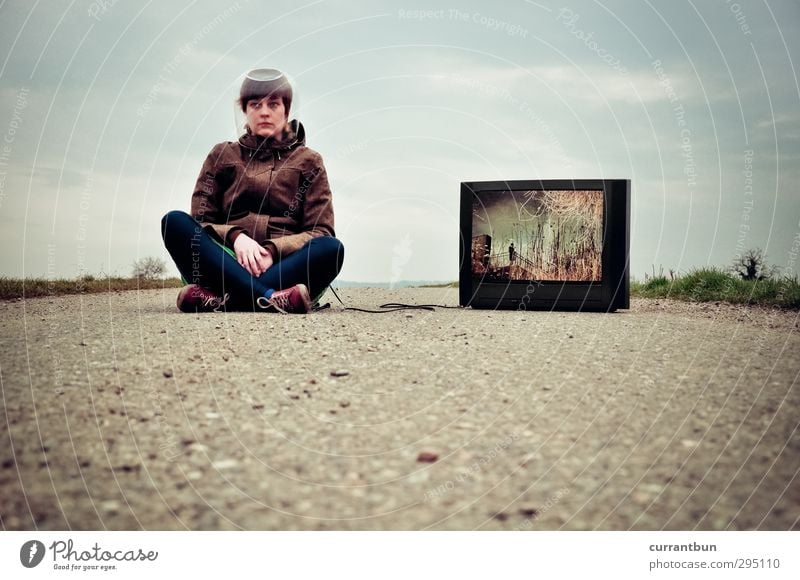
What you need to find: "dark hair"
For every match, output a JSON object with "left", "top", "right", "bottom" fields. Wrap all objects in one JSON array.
[{"left": 239, "top": 68, "right": 293, "bottom": 114}]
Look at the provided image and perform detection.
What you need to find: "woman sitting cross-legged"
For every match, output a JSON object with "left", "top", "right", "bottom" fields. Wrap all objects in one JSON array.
[{"left": 161, "top": 68, "right": 344, "bottom": 314}]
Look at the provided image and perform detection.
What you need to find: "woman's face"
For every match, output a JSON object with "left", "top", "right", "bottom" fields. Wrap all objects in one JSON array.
[{"left": 245, "top": 95, "right": 287, "bottom": 138}]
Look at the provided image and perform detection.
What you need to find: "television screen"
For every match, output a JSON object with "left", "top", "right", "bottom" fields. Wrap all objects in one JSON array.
[
  {"left": 471, "top": 189, "right": 604, "bottom": 283},
  {"left": 460, "top": 179, "right": 630, "bottom": 312}
]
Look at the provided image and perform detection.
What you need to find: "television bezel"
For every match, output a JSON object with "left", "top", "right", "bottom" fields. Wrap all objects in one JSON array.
[{"left": 459, "top": 179, "right": 630, "bottom": 312}]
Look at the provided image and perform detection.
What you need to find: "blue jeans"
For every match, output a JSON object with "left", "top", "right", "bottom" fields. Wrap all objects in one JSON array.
[{"left": 161, "top": 210, "right": 344, "bottom": 310}]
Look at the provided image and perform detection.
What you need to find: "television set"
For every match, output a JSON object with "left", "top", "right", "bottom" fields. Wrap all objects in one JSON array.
[{"left": 459, "top": 179, "right": 630, "bottom": 312}]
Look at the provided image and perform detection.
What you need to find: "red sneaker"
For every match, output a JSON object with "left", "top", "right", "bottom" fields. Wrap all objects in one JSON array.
[
  {"left": 256, "top": 284, "right": 312, "bottom": 314},
  {"left": 176, "top": 284, "right": 230, "bottom": 313}
]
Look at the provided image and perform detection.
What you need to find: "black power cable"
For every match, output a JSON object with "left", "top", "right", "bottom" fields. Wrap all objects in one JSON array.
[{"left": 311, "top": 286, "right": 464, "bottom": 313}]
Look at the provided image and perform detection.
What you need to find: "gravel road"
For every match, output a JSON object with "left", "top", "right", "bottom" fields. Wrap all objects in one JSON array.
[{"left": 1, "top": 288, "right": 798, "bottom": 530}]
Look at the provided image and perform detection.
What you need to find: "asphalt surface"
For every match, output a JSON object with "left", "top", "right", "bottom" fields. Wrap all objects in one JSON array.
[{"left": 1, "top": 288, "right": 798, "bottom": 530}]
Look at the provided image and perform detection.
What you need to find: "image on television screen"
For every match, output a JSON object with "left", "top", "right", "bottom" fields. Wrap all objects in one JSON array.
[{"left": 471, "top": 189, "right": 604, "bottom": 282}]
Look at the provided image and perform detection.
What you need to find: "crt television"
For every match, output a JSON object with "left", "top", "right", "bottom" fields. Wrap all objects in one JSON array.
[{"left": 459, "top": 179, "right": 630, "bottom": 312}]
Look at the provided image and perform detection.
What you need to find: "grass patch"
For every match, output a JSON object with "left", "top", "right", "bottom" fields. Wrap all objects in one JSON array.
[
  {"left": 0, "top": 276, "right": 184, "bottom": 300},
  {"left": 636, "top": 275, "right": 670, "bottom": 296},
  {"left": 631, "top": 267, "right": 800, "bottom": 309}
]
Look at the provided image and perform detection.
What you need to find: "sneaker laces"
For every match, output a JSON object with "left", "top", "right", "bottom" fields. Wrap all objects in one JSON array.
[
  {"left": 256, "top": 294, "right": 288, "bottom": 314},
  {"left": 204, "top": 292, "right": 230, "bottom": 312}
]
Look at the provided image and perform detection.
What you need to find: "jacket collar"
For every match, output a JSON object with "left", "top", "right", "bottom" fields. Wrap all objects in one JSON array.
[{"left": 238, "top": 119, "right": 305, "bottom": 160}]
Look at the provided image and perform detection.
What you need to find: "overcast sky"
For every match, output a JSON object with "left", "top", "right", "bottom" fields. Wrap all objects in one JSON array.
[{"left": 1, "top": 0, "right": 798, "bottom": 282}]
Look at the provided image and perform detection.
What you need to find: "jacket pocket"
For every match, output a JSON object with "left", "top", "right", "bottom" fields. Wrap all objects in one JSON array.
[{"left": 227, "top": 213, "right": 255, "bottom": 237}]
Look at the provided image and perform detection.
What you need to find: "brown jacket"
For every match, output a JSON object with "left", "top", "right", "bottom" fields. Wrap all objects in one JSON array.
[{"left": 190, "top": 120, "right": 335, "bottom": 261}]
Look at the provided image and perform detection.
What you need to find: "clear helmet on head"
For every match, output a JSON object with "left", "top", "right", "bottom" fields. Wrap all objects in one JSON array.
[{"left": 232, "top": 68, "right": 299, "bottom": 136}]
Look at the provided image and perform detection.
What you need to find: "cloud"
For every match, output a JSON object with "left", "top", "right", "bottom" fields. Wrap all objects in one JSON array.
[
  {"left": 755, "top": 112, "right": 800, "bottom": 129},
  {"left": 440, "top": 59, "right": 702, "bottom": 109}
]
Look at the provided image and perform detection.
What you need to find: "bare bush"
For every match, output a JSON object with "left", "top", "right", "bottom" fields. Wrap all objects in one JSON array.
[
  {"left": 731, "top": 248, "right": 775, "bottom": 281},
  {"left": 132, "top": 256, "right": 166, "bottom": 280}
]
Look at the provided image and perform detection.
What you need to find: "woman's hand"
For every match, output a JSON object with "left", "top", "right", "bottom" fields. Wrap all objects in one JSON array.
[{"left": 233, "top": 233, "right": 273, "bottom": 277}]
